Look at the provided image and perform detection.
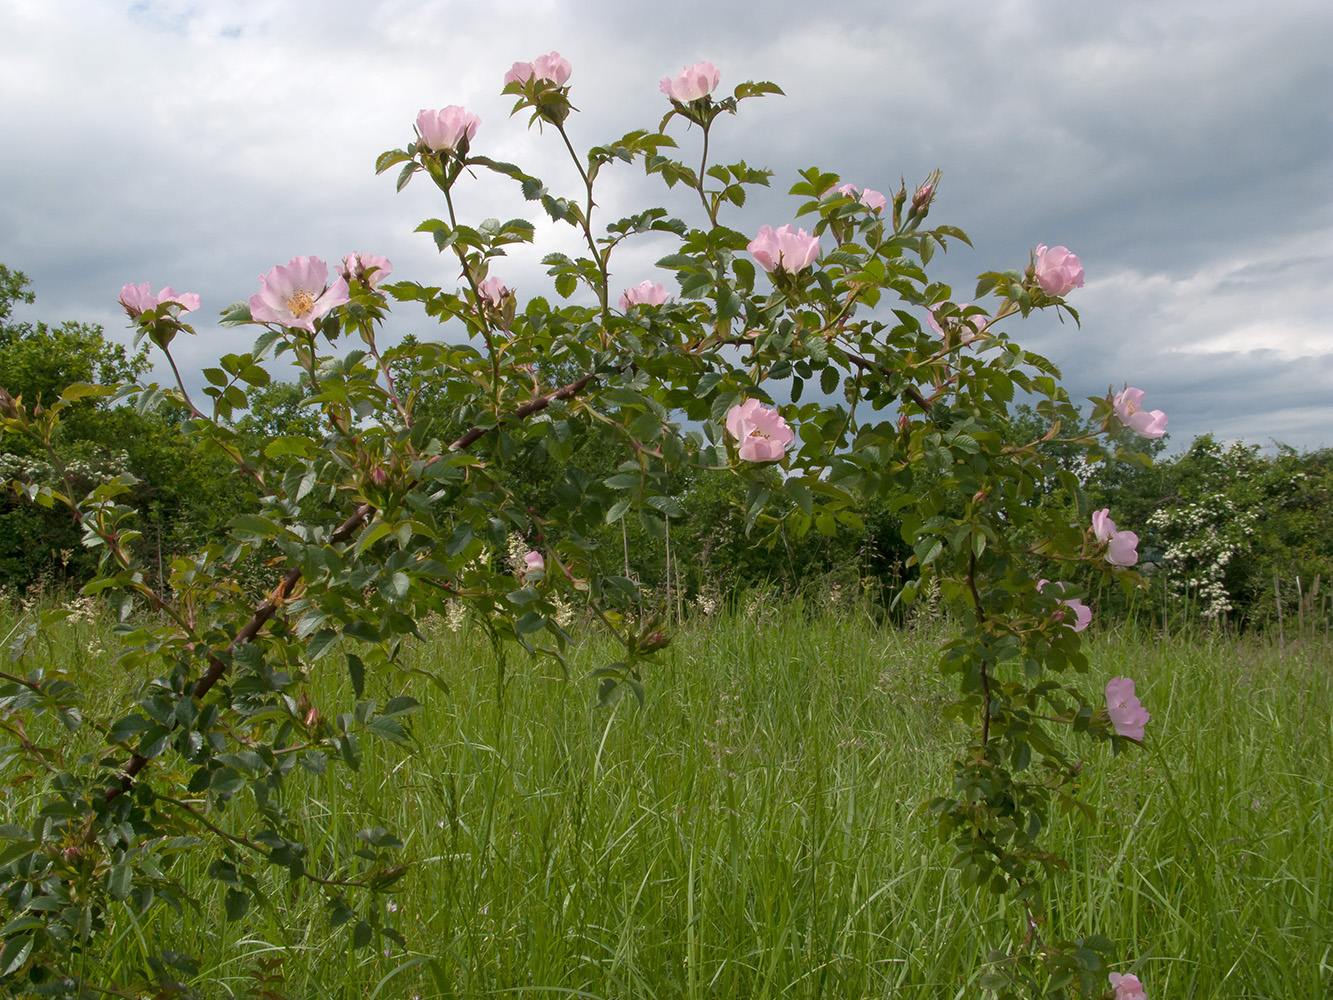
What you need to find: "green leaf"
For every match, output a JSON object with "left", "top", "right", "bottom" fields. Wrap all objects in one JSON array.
[
  {"left": 365, "top": 715, "right": 408, "bottom": 742},
  {"left": 346, "top": 654, "right": 366, "bottom": 699},
  {"left": 225, "top": 888, "right": 250, "bottom": 921},
  {"left": 0, "top": 933, "right": 33, "bottom": 977},
  {"left": 108, "top": 864, "right": 132, "bottom": 901}
]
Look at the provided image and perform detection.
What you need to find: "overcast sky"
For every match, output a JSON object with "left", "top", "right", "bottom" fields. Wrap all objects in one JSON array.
[{"left": 3, "top": 0, "right": 1330, "bottom": 450}]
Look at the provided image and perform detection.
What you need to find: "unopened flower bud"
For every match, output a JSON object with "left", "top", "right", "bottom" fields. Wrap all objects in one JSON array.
[
  {"left": 909, "top": 181, "right": 936, "bottom": 220},
  {"left": 370, "top": 466, "right": 389, "bottom": 487}
]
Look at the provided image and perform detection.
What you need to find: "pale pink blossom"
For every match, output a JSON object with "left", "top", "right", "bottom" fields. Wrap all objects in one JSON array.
[
  {"left": 1092, "top": 508, "right": 1117, "bottom": 543},
  {"left": 118, "top": 282, "right": 201, "bottom": 319},
  {"left": 660, "top": 62, "right": 721, "bottom": 103},
  {"left": 249, "top": 256, "right": 350, "bottom": 334},
  {"left": 1038, "top": 580, "right": 1092, "bottom": 632},
  {"left": 618, "top": 280, "right": 670, "bottom": 311},
  {"left": 415, "top": 106, "right": 480, "bottom": 153},
  {"left": 1105, "top": 678, "right": 1149, "bottom": 741},
  {"left": 1114, "top": 387, "right": 1168, "bottom": 439},
  {"left": 533, "top": 51, "right": 572, "bottom": 84},
  {"left": 478, "top": 276, "right": 510, "bottom": 307},
  {"left": 505, "top": 52, "right": 571, "bottom": 86},
  {"left": 835, "top": 183, "right": 887, "bottom": 213},
  {"left": 1091, "top": 508, "right": 1139, "bottom": 567},
  {"left": 503, "top": 62, "right": 534, "bottom": 86},
  {"left": 340, "top": 252, "right": 393, "bottom": 289},
  {"left": 1034, "top": 244, "right": 1084, "bottom": 297},
  {"left": 523, "top": 551, "right": 545, "bottom": 576},
  {"left": 1109, "top": 972, "right": 1148, "bottom": 1000},
  {"left": 747, "top": 224, "right": 821, "bottom": 275},
  {"left": 725, "top": 399, "right": 796, "bottom": 462},
  {"left": 1107, "top": 530, "right": 1140, "bottom": 567}
]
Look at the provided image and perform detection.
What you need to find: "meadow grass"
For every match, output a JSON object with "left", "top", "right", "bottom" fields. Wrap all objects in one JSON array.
[{"left": 2, "top": 602, "right": 1330, "bottom": 998}]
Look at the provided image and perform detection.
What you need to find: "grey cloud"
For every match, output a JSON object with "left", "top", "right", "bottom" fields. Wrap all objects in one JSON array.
[{"left": 1, "top": 0, "right": 1329, "bottom": 453}]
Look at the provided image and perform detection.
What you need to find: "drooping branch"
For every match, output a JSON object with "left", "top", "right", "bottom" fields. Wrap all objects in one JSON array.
[
  {"left": 106, "top": 503, "right": 375, "bottom": 801},
  {"left": 449, "top": 369, "right": 603, "bottom": 451}
]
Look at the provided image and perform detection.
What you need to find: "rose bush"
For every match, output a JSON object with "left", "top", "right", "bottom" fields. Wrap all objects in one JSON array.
[{"left": 0, "top": 51, "right": 1157, "bottom": 999}]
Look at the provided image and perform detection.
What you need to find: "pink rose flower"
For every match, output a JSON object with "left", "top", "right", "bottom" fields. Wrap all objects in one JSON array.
[
  {"left": 660, "top": 61, "right": 721, "bottom": 103},
  {"left": 1038, "top": 580, "right": 1092, "bottom": 632},
  {"left": 617, "top": 280, "right": 669, "bottom": 311},
  {"left": 503, "top": 61, "right": 534, "bottom": 85},
  {"left": 505, "top": 52, "right": 571, "bottom": 86},
  {"left": 118, "top": 282, "right": 201, "bottom": 319},
  {"left": 415, "top": 106, "right": 480, "bottom": 153},
  {"left": 340, "top": 252, "right": 392, "bottom": 289},
  {"left": 249, "top": 256, "right": 351, "bottom": 334},
  {"left": 835, "top": 183, "right": 887, "bottom": 213},
  {"left": 1109, "top": 972, "right": 1148, "bottom": 1000},
  {"left": 478, "top": 276, "right": 510, "bottom": 307},
  {"left": 1091, "top": 508, "right": 1116, "bottom": 543},
  {"left": 725, "top": 399, "right": 796, "bottom": 462},
  {"left": 1034, "top": 244, "right": 1085, "bottom": 297},
  {"left": 747, "top": 224, "right": 821, "bottom": 276},
  {"left": 1105, "top": 678, "right": 1150, "bottom": 741},
  {"left": 523, "top": 550, "right": 544, "bottom": 576},
  {"left": 1091, "top": 508, "right": 1139, "bottom": 567},
  {"left": 532, "top": 51, "right": 572, "bottom": 85},
  {"left": 1114, "top": 387, "right": 1168, "bottom": 439}
]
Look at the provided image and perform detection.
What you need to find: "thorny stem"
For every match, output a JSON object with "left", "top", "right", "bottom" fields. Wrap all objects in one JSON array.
[
  {"left": 361, "top": 321, "right": 411, "bottom": 428},
  {"left": 106, "top": 503, "right": 376, "bottom": 802},
  {"left": 697, "top": 122, "right": 716, "bottom": 226},
  {"left": 968, "top": 549, "right": 993, "bottom": 750},
  {"left": 156, "top": 793, "right": 372, "bottom": 889},
  {"left": 554, "top": 121, "right": 610, "bottom": 318},
  {"left": 443, "top": 182, "right": 503, "bottom": 413}
]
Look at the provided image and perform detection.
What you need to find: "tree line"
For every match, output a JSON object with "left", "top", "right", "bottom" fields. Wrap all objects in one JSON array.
[{"left": 2, "top": 263, "right": 1329, "bottom": 631}]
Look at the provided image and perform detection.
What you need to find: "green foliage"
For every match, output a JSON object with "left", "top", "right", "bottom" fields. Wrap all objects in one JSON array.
[
  {"left": 0, "top": 272, "right": 255, "bottom": 593},
  {"left": 0, "top": 63, "right": 1156, "bottom": 998},
  {"left": 1, "top": 609, "right": 1328, "bottom": 998}
]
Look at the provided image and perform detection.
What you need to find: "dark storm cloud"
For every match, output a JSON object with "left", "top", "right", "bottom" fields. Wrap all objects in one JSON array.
[{"left": 1, "top": 0, "right": 1329, "bottom": 447}]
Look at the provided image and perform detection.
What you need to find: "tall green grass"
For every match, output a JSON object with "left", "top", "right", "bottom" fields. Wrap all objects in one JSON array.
[{"left": 2, "top": 602, "right": 1330, "bottom": 998}]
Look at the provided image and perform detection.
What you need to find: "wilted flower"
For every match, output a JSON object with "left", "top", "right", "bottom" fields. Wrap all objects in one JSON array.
[
  {"left": 340, "top": 252, "right": 393, "bottom": 289},
  {"left": 725, "top": 399, "right": 796, "bottom": 462},
  {"left": 249, "top": 256, "right": 350, "bottom": 333},
  {"left": 1108, "top": 972, "right": 1148, "bottom": 1000},
  {"left": 747, "top": 224, "right": 821, "bottom": 275},
  {"left": 1105, "top": 678, "right": 1149, "bottom": 741},
  {"left": 415, "top": 106, "right": 480, "bottom": 153},
  {"left": 1034, "top": 244, "right": 1084, "bottom": 297},
  {"left": 618, "top": 280, "right": 669, "bottom": 311},
  {"left": 504, "top": 51, "right": 571, "bottom": 86},
  {"left": 835, "top": 183, "right": 887, "bottom": 212},
  {"left": 118, "top": 282, "right": 201, "bottom": 319},
  {"left": 660, "top": 61, "right": 721, "bottom": 103},
  {"left": 523, "top": 551, "right": 545, "bottom": 577},
  {"left": 1114, "top": 387, "right": 1168, "bottom": 439},
  {"left": 926, "top": 302, "right": 990, "bottom": 342}
]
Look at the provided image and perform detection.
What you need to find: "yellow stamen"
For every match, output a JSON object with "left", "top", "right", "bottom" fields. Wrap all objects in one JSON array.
[{"left": 286, "top": 289, "right": 315, "bottom": 317}]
